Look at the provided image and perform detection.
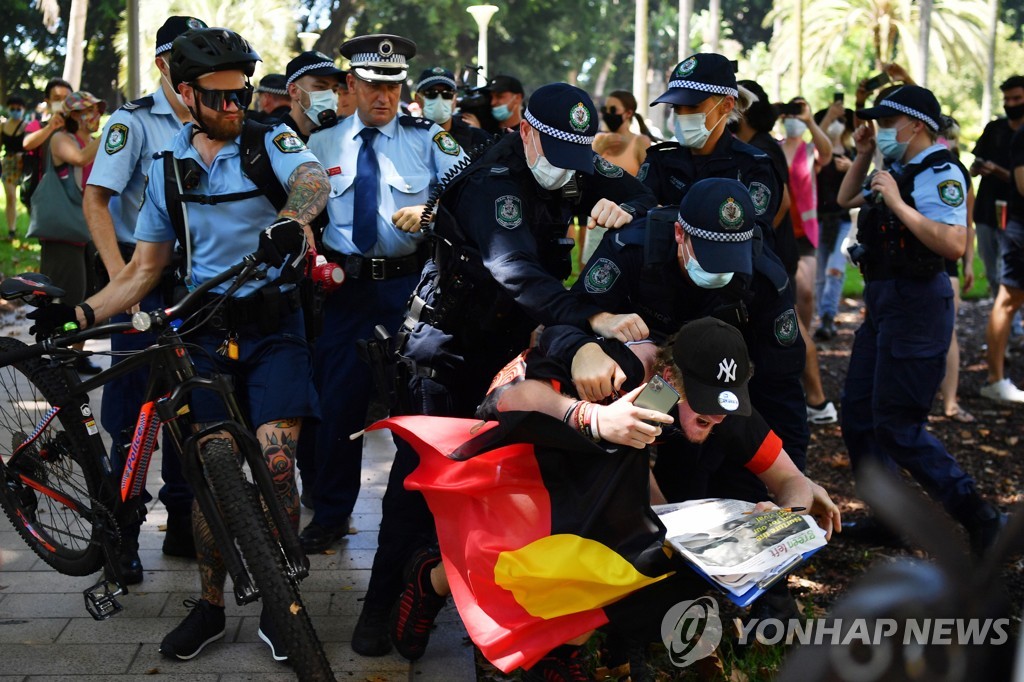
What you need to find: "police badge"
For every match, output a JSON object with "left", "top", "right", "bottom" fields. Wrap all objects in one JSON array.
[
  {"left": 495, "top": 195, "right": 523, "bottom": 229},
  {"left": 718, "top": 197, "right": 745, "bottom": 230},
  {"left": 938, "top": 179, "right": 965, "bottom": 207},
  {"left": 570, "top": 102, "right": 591, "bottom": 132},
  {"left": 105, "top": 123, "right": 129, "bottom": 155},
  {"left": 774, "top": 309, "right": 798, "bottom": 346},
  {"left": 584, "top": 258, "right": 621, "bottom": 294},
  {"left": 677, "top": 57, "right": 698, "bottom": 77},
  {"left": 595, "top": 155, "right": 624, "bottom": 178},
  {"left": 748, "top": 182, "right": 771, "bottom": 215},
  {"left": 433, "top": 131, "right": 461, "bottom": 156}
]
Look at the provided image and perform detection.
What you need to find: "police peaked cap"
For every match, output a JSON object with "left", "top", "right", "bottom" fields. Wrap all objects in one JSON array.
[
  {"left": 525, "top": 83, "right": 599, "bottom": 175},
  {"left": 677, "top": 178, "right": 755, "bottom": 277},
  {"left": 856, "top": 85, "right": 942, "bottom": 132},
  {"left": 341, "top": 34, "right": 416, "bottom": 83},
  {"left": 255, "top": 74, "right": 288, "bottom": 96},
  {"left": 651, "top": 53, "right": 739, "bottom": 107},
  {"left": 156, "top": 16, "right": 207, "bottom": 56}
]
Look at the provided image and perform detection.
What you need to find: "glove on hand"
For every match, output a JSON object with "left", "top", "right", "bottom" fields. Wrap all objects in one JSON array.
[
  {"left": 26, "top": 303, "right": 78, "bottom": 342},
  {"left": 259, "top": 218, "right": 307, "bottom": 268}
]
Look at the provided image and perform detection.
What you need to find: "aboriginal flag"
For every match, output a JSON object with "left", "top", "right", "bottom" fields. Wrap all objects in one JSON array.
[{"left": 368, "top": 411, "right": 674, "bottom": 673}]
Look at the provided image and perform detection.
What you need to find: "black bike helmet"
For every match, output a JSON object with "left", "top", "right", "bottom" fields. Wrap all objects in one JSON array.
[{"left": 170, "top": 28, "right": 261, "bottom": 89}]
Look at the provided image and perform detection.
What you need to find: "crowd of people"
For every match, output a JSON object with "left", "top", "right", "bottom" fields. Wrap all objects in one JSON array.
[{"left": 1, "top": 16, "right": 1021, "bottom": 680}]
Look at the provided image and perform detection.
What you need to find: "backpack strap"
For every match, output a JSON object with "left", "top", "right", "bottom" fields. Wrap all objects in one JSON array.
[{"left": 240, "top": 118, "right": 288, "bottom": 212}]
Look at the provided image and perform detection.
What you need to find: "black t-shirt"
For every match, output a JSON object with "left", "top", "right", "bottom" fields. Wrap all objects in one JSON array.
[
  {"left": 816, "top": 154, "right": 851, "bottom": 219},
  {"left": 973, "top": 118, "right": 1016, "bottom": 226},
  {"left": 748, "top": 131, "right": 798, "bottom": 275}
]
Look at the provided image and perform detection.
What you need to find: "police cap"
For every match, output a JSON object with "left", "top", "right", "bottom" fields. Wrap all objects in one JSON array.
[
  {"left": 340, "top": 34, "right": 416, "bottom": 83},
  {"left": 156, "top": 16, "right": 207, "bottom": 56},
  {"left": 286, "top": 51, "right": 345, "bottom": 87},
  {"left": 255, "top": 73, "right": 288, "bottom": 96},
  {"left": 651, "top": 53, "right": 738, "bottom": 107},
  {"left": 856, "top": 85, "right": 942, "bottom": 132},
  {"left": 415, "top": 67, "right": 456, "bottom": 93},
  {"left": 677, "top": 178, "right": 755, "bottom": 277},
  {"left": 524, "top": 83, "right": 599, "bottom": 174}
]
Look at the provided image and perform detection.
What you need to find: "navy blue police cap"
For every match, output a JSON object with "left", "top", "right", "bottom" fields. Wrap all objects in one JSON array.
[
  {"left": 341, "top": 34, "right": 416, "bottom": 83},
  {"left": 651, "top": 53, "right": 739, "bottom": 107},
  {"left": 524, "top": 83, "right": 599, "bottom": 174},
  {"left": 156, "top": 16, "right": 207, "bottom": 56},
  {"left": 286, "top": 51, "right": 345, "bottom": 87},
  {"left": 255, "top": 73, "right": 288, "bottom": 96},
  {"left": 677, "top": 178, "right": 755, "bottom": 276},
  {"left": 415, "top": 67, "right": 457, "bottom": 93},
  {"left": 856, "top": 85, "right": 942, "bottom": 132}
]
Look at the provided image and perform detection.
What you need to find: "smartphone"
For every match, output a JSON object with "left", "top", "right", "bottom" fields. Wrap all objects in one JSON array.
[
  {"left": 863, "top": 72, "right": 891, "bottom": 92},
  {"left": 833, "top": 91, "right": 845, "bottom": 103},
  {"left": 774, "top": 102, "right": 802, "bottom": 116},
  {"left": 634, "top": 375, "right": 681, "bottom": 415}
]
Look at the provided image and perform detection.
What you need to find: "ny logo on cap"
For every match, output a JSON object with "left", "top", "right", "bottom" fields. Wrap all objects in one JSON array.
[{"left": 717, "top": 358, "right": 737, "bottom": 383}]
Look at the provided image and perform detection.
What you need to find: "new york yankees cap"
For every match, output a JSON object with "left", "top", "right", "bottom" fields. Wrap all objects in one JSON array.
[{"left": 672, "top": 317, "right": 752, "bottom": 416}]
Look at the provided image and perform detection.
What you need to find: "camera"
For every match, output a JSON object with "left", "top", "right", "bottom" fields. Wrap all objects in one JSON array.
[
  {"left": 310, "top": 251, "right": 344, "bottom": 293},
  {"left": 774, "top": 102, "right": 803, "bottom": 116},
  {"left": 456, "top": 65, "right": 501, "bottom": 134},
  {"left": 863, "top": 71, "right": 891, "bottom": 92}
]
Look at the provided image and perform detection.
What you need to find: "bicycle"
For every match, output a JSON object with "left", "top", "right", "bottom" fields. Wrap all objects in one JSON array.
[{"left": 0, "top": 252, "right": 335, "bottom": 681}]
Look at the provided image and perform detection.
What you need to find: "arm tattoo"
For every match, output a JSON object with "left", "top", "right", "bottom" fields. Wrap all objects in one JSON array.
[{"left": 280, "top": 161, "right": 329, "bottom": 226}]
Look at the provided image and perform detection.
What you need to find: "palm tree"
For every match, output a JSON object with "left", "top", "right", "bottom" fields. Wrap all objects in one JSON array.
[{"left": 36, "top": 0, "right": 88, "bottom": 89}]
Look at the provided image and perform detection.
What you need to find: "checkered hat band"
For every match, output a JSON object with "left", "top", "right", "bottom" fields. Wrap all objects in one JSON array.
[
  {"left": 287, "top": 62, "right": 339, "bottom": 86},
  {"left": 879, "top": 99, "right": 939, "bottom": 131},
  {"left": 351, "top": 52, "right": 407, "bottom": 66},
  {"left": 678, "top": 215, "right": 753, "bottom": 243},
  {"left": 156, "top": 42, "right": 174, "bottom": 55},
  {"left": 416, "top": 75, "right": 457, "bottom": 92},
  {"left": 524, "top": 109, "right": 595, "bottom": 145},
  {"left": 257, "top": 86, "right": 288, "bottom": 96},
  {"left": 667, "top": 80, "right": 738, "bottom": 98}
]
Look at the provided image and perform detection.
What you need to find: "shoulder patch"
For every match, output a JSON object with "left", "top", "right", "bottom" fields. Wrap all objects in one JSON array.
[
  {"left": 584, "top": 258, "right": 621, "bottom": 294},
  {"left": 495, "top": 195, "right": 523, "bottom": 229},
  {"left": 398, "top": 115, "right": 434, "bottom": 130},
  {"left": 104, "top": 123, "right": 129, "bottom": 155},
  {"left": 433, "top": 130, "right": 461, "bottom": 156},
  {"left": 937, "top": 179, "right": 965, "bottom": 207},
  {"left": 636, "top": 162, "right": 649, "bottom": 183},
  {"left": 748, "top": 181, "right": 771, "bottom": 216},
  {"left": 120, "top": 95, "right": 154, "bottom": 113},
  {"left": 774, "top": 308, "right": 798, "bottom": 346},
  {"left": 273, "top": 131, "right": 306, "bottom": 154},
  {"left": 594, "top": 154, "right": 624, "bottom": 178}
]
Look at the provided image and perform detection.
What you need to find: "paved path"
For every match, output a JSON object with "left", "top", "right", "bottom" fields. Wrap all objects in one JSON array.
[{"left": 0, "top": 314, "right": 475, "bottom": 681}]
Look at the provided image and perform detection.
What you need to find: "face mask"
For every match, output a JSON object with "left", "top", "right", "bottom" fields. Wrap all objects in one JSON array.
[
  {"left": 422, "top": 96, "right": 453, "bottom": 124},
  {"left": 1005, "top": 103, "right": 1024, "bottom": 120},
  {"left": 876, "top": 124, "right": 910, "bottom": 161},
  {"left": 492, "top": 103, "right": 512, "bottom": 122},
  {"left": 673, "top": 98, "right": 725, "bottom": 149},
  {"left": 827, "top": 121, "right": 845, "bottom": 138},
  {"left": 9, "top": 110, "right": 23, "bottom": 121},
  {"left": 528, "top": 132, "right": 574, "bottom": 190},
  {"left": 159, "top": 59, "right": 187, "bottom": 108},
  {"left": 602, "top": 112, "right": 624, "bottom": 131},
  {"left": 783, "top": 119, "right": 808, "bottom": 138},
  {"left": 685, "top": 246, "right": 734, "bottom": 289},
  {"left": 300, "top": 87, "right": 339, "bottom": 126}
]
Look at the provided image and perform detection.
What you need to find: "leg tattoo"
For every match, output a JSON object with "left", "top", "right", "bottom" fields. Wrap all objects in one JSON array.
[{"left": 258, "top": 419, "right": 301, "bottom": 531}]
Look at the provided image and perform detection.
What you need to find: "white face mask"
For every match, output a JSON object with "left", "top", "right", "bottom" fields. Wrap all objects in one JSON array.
[
  {"left": 422, "top": 96, "right": 453, "bottom": 124},
  {"left": 827, "top": 121, "right": 845, "bottom": 139},
  {"left": 300, "top": 86, "right": 339, "bottom": 126},
  {"left": 528, "top": 132, "right": 574, "bottom": 190},
  {"left": 673, "top": 97, "right": 725, "bottom": 149},
  {"left": 783, "top": 119, "right": 808, "bottom": 138},
  {"left": 684, "top": 241, "right": 734, "bottom": 288},
  {"left": 158, "top": 58, "right": 188, "bottom": 108}
]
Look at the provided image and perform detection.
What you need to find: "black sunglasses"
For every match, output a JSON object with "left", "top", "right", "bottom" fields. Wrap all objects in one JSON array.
[
  {"left": 422, "top": 90, "right": 455, "bottom": 100},
  {"left": 191, "top": 83, "right": 254, "bottom": 111}
]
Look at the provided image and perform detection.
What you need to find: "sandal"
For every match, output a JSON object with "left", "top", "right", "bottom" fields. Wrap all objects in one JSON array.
[{"left": 944, "top": 407, "right": 976, "bottom": 424}]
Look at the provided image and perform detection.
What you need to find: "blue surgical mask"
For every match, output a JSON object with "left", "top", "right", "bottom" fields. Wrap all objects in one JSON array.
[
  {"left": 528, "top": 131, "right": 574, "bottom": 190},
  {"left": 783, "top": 119, "right": 808, "bottom": 138},
  {"left": 684, "top": 242, "right": 734, "bottom": 289},
  {"left": 9, "top": 110, "right": 24, "bottom": 121},
  {"left": 300, "top": 87, "right": 338, "bottom": 126},
  {"left": 422, "top": 96, "right": 453, "bottom": 124},
  {"left": 672, "top": 97, "right": 725, "bottom": 149},
  {"left": 492, "top": 103, "right": 512, "bottom": 122},
  {"left": 876, "top": 124, "right": 910, "bottom": 161}
]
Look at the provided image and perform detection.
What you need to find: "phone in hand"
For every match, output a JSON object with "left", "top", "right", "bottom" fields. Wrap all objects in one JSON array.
[
  {"left": 774, "top": 102, "right": 803, "bottom": 116},
  {"left": 633, "top": 375, "right": 681, "bottom": 415},
  {"left": 863, "top": 72, "right": 891, "bottom": 92},
  {"left": 833, "top": 91, "right": 845, "bottom": 103}
]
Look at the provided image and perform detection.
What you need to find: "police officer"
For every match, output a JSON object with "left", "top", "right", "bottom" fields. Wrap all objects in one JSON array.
[
  {"left": 642, "top": 54, "right": 782, "bottom": 255},
  {"left": 249, "top": 73, "right": 290, "bottom": 123},
  {"left": 82, "top": 15, "right": 207, "bottom": 581},
  {"left": 30, "top": 27, "right": 331, "bottom": 662},
  {"left": 837, "top": 85, "right": 1003, "bottom": 554},
  {"left": 301, "top": 35, "right": 468, "bottom": 556},
  {"left": 281, "top": 51, "right": 346, "bottom": 142},
  {"left": 357, "top": 83, "right": 657, "bottom": 659},
  {"left": 413, "top": 67, "right": 491, "bottom": 150}
]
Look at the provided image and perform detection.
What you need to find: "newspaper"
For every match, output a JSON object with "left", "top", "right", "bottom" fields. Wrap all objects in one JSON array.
[{"left": 654, "top": 498, "right": 828, "bottom": 598}]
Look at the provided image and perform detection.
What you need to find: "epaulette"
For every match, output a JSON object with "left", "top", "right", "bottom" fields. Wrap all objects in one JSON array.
[
  {"left": 731, "top": 137, "right": 770, "bottom": 160},
  {"left": 611, "top": 220, "right": 647, "bottom": 250},
  {"left": 650, "top": 141, "right": 681, "bottom": 152},
  {"left": 120, "top": 95, "right": 155, "bottom": 113},
  {"left": 398, "top": 115, "right": 435, "bottom": 130}
]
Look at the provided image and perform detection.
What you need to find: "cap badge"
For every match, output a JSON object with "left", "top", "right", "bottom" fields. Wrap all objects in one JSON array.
[
  {"left": 717, "top": 391, "right": 739, "bottom": 411},
  {"left": 717, "top": 357, "right": 737, "bottom": 383},
  {"left": 432, "top": 67, "right": 444, "bottom": 74},
  {"left": 718, "top": 197, "right": 745, "bottom": 230},
  {"left": 314, "top": 51, "right": 331, "bottom": 61},
  {"left": 378, "top": 39, "right": 394, "bottom": 57},
  {"left": 677, "top": 57, "right": 697, "bottom": 78},
  {"left": 186, "top": 17, "right": 203, "bottom": 29},
  {"left": 570, "top": 102, "right": 591, "bottom": 132}
]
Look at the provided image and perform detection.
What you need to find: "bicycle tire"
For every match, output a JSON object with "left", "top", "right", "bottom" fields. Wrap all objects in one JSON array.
[
  {"left": 0, "top": 337, "right": 106, "bottom": 576},
  {"left": 200, "top": 437, "right": 334, "bottom": 681}
]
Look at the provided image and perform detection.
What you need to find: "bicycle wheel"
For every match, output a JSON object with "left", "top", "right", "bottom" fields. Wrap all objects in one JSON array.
[
  {"left": 200, "top": 437, "right": 334, "bottom": 681},
  {"left": 0, "top": 337, "right": 106, "bottom": 576}
]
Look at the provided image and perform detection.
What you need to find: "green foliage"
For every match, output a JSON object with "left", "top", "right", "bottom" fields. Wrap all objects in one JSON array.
[{"left": 0, "top": 0, "right": 65, "bottom": 103}]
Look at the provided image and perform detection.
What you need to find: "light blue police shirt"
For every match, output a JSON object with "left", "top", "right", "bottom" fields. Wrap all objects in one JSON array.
[
  {"left": 862, "top": 143, "right": 968, "bottom": 226},
  {"left": 135, "top": 122, "right": 321, "bottom": 297},
  {"left": 307, "top": 113, "right": 467, "bottom": 258},
  {"left": 87, "top": 87, "right": 185, "bottom": 243}
]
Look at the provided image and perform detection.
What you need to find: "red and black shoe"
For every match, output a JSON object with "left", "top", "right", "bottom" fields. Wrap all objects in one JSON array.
[
  {"left": 390, "top": 545, "right": 447, "bottom": 661},
  {"left": 522, "top": 644, "right": 590, "bottom": 682}
]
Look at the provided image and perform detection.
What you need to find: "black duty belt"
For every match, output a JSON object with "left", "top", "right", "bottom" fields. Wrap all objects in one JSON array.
[
  {"left": 321, "top": 249, "right": 420, "bottom": 281},
  {"left": 199, "top": 284, "right": 301, "bottom": 332}
]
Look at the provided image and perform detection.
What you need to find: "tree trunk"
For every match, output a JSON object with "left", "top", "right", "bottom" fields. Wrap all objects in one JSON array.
[
  {"left": 314, "top": 0, "right": 365, "bottom": 57},
  {"left": 62, "top": 0, "right": 89, "bottom": 90},
  {"left": 709, "top": 0, "right": 721, "bottom": 53},
  {"left": 982, "top": 0, "right": 1000, "bottom": 123},
  {"left": 678, "top": 0, "right": 693, "bottom": 61},
  {"left": 593, "top": 43, "right": 620, "bottom": 98},
  {"left": 634, "top": 0, "right": 649, "bottom": 119},
  {"left": 917, "top": 0, "right": 933, "bottom": 87},
  {"left": 795, "top": 0, "right": 803, "bottom": 94}
]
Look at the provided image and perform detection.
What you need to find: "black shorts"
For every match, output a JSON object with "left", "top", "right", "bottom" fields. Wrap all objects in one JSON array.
[{"left": 1001, "top": 219, "right": 1024, "bottom": 290}]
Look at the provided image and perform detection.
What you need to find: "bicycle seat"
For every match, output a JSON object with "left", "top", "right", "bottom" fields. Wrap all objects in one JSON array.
[{"left": 1, "top": 273, "right": 66, "bottom": 303}]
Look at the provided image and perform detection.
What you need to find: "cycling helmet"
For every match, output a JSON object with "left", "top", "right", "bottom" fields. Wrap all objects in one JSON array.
[{"left": 170, "top": 28, "right": 261, "bottom": 89}]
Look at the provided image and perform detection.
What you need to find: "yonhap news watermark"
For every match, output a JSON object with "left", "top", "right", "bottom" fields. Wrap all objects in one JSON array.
[{"left": 661, "top": 597, "right": 1011, "bottom": 668}]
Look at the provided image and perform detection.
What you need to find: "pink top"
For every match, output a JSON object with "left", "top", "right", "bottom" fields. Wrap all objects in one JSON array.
[{"left": 785, "top": 140, "right": 819, "bottom": 248}]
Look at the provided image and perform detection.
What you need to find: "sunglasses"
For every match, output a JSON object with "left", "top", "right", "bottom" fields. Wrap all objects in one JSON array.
[
  {"left": 191, "top": 83, "right": 254, "bottom": 111},
  {"left": 422, "top": 90, "right": 455, "bottom": 100}
]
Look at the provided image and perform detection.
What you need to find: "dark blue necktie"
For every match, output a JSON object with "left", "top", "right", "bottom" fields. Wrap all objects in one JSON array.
[{"left": 352, "top": 127, "right": 380, "bottom": 253}]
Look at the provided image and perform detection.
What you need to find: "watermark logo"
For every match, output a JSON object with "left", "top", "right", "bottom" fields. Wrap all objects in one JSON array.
[{"left": 660, "top": 596, "right": 723, "bottom": 667}]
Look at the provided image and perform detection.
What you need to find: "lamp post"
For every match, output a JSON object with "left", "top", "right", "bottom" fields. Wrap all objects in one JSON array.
[
  {"left": 467, "top": 5, "right": 499, "bottom": 87},
  {"left": 298, "top": 32, "right": 320, "bottom": 52}
]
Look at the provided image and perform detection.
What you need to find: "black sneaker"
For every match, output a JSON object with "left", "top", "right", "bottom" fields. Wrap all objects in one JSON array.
[
  {"left": 162, "top": 512, "right": 196, "bottom": 558},
  {"left": 159, "top": 598, "right": 226, "bottom": 660},
  {"left": 390, "top": 546, "right": 447, "bottom": 661},
  {"left": 814, "top": 315, "right": 837, "bottom": 341},
  {"left": 258, "top": 604, "right": 288, "bottom": 662},
  {"left": 118, "top": 548, "right": 144, "bottom": 586},
  {"left": 522, "top": 644, "right": 589, "bottom": 682},
  {"left": 298, "top": 521, "right": 348, "bottom": 554},
  {"left": 352, "top": 599, "right": 392, "bottom": 656}
]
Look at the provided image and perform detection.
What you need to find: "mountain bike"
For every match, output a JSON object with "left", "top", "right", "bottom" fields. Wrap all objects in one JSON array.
[{"left": 0, "top": 253, "right": 334, "bottom": 681}]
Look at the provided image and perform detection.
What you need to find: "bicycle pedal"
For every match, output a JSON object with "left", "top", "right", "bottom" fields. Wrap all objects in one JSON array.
[{"left": 83, "top": 579, "right": 125, "bottom": 620}]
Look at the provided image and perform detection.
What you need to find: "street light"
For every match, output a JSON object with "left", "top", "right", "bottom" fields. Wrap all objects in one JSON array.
[
  {"left": 467, "top": 5, "right": 499, "bottom": 87},
  {"left": 298, "top": 32, "right": 320, "bottom": 52}
]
